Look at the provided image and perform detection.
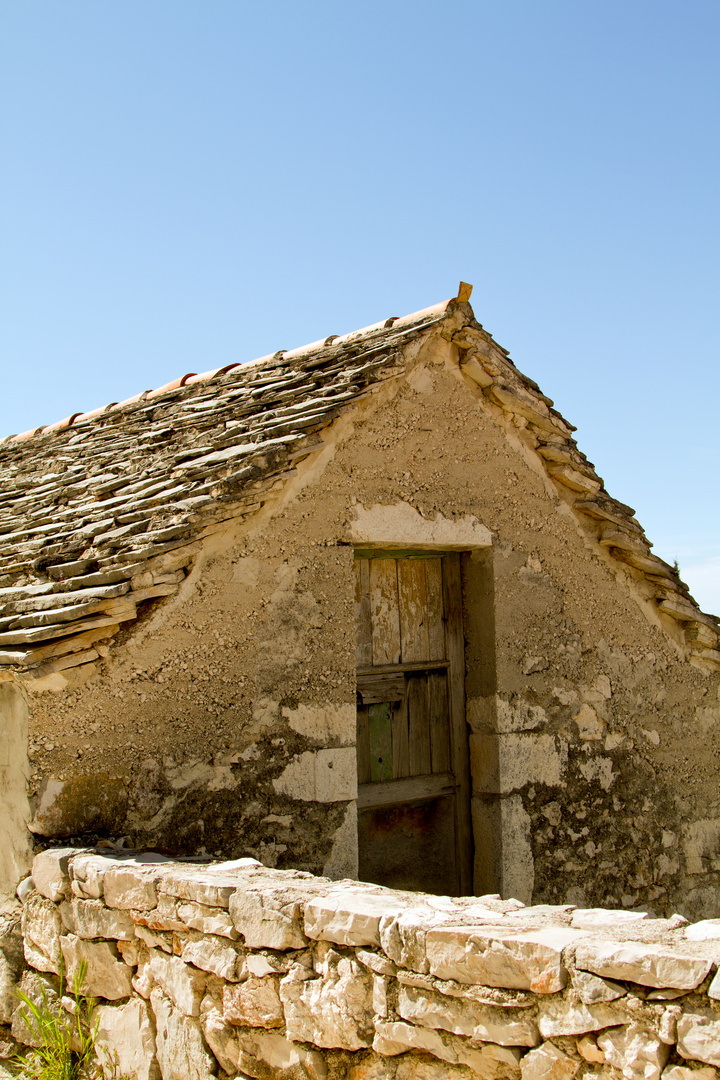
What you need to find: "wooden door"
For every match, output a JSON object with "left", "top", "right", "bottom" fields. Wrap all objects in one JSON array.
[{"left": 354, "top": 552, "right": 472, "bottom": 895}]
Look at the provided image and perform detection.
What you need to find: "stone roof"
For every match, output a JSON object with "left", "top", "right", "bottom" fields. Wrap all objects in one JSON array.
[{"left": 1, "top": 285, "right": 718, "bottom": 681}]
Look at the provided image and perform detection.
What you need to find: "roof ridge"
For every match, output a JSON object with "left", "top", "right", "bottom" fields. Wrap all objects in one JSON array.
[{"left": 1, "top": 288, "right": 473, "bottom": 446}]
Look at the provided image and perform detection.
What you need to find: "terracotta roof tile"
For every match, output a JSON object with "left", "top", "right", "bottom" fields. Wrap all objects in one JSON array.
[
  {"left": 146, "top": 375, "right": 198, "bottom": 400},
  {"left": 40, "top": 413, "right": 84, "bottom": 434}
]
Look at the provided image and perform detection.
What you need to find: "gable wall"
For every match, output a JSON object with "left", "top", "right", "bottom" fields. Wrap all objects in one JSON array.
[{"left": 24, "top": 333, "right": 720, "bottom": 918}]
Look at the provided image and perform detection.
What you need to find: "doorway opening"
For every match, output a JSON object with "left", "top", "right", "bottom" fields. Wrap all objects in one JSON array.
[{"left": 354, "top": 551, "right": 472, "bottom": 895}]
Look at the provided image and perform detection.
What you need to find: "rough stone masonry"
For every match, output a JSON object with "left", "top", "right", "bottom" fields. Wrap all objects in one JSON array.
[{"left": 4, "top": 848, "right": 720, "bottom": 1080}]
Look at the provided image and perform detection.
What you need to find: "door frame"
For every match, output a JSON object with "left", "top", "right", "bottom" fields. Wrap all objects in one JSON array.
[{"left": 350, "top": 500, "right": 495, "bottom": 897}]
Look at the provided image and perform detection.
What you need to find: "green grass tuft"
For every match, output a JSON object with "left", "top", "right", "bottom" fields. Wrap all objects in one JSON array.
[{"left": 11, "top": 963, "right": 134, "bottom": 1080}]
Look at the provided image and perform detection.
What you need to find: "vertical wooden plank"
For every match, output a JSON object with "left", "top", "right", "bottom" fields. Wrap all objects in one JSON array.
[
  {"left": 428, "top": 672, "right": 451, "bottom": 773},
  {"left": 356, "top": 704, "right": 371, "bottom": 784},
  {"left": 355, "top": 559, "right": 372, "bottom": 667},
  {"left": 426, "top": 559, "right": 446, "bottom": 661},
  {"left": 443, "top": 553, "right": 473, "bottom": 895},
  {"left": 398, "top": 559, "right": 430, "bottom": 663},
  {"left": 368, "top": 703, "right": 393, "bottom": 782},
  {"left": 369, "top": 559, "right": 401, "bottom": 665},
  {"left": 407, "top": 674, "right": 432, "bottom": 776},
  {"left": 392, "top": 693, "right": 410, "bottom": 778}
]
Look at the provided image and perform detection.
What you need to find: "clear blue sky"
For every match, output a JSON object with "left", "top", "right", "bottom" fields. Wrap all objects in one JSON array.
[{"left": 2, "top": 1, "right": 719, "bottom": 612}]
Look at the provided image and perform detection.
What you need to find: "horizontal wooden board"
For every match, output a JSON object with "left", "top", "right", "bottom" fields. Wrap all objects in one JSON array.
[
  {"left": 354, "top": 549, "right": 452, "bottom": 561},
  {"left": 358, "top": 772, "right": 456, "bottom": 809},
  {"left": 357, "top": 660, "right": 448, "bottom": 675},
  {"left": 357, "top": 672, "right": 405, "bottom": 704}
]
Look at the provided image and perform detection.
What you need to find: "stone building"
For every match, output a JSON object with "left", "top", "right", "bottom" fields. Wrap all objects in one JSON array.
[{"left": 1, "top": 284, "right": 719, "bottom": 918}]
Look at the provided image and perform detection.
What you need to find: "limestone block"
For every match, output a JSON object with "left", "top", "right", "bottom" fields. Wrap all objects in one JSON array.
[
  {"left": 597, "top": 1023, "right": 670, "bottom": 1080},
  {"left": 500, "top": 795, "right": 535, "bottom": 906},
  {"left": 570, "top": 967, "right": 625, "bottom": 1004},
  {"left": 223, "top": 975, "right": 283, "bottom": 1027},
  {"left": 280, "top": 952, "right": 373, "bottom": 1051},
  {"left": 520, "top": 1043, "right": 579, "bottom": 1080},
  {"left": 135, "top": 925, "right": 173, "bottom": 954},
  {"left": 11, "top": 969, "right": 60, "bottom": 1047},
  {"left": 676, "top": 1008, "right": 720, "bottom": 1067},
  {"left": 682, "top": 818, "right": 720, "bottom": 876},
  {"left": 304, "top": 888, "right": 406, "bottom": 947},
  {"left": 199, "top": 1002, "right": 239, "bottom": 1074},
  {"left": 347, "top": 1059, "right": 481, "bottom": 1080},
  {"left": 94, "top": 998, "right": 160, "bottom": 1080},
  {"left": 0, "top": 914, "right": 23, "bottom": 1024},
  {"left": 425, "top": 927, "right": 584, "bottom": 992},
  {"left": 117, "top": 939, "right": 140, "bottom": 966},
  {"left": 142, "top": 950, "right": 206, "bottom": 1016},
  {"left": 235, "top": 1028, "right": 328, "bottom": 1080},
  {"left": 31, "top": 848, "right": 83, "bottom": 902},
  {"left": 577, "top": 1035, "right": 605, "bottom": 1063},
  {"left": 574, "top": 941, "right": 711, "bottom": 990},
  {"left": 60, "top": 935, "right": 134, "bottom": 1000},
  {"left": 272, "top": 748, "right": 357, "bottom": 802},
  {"left": 494, "top": 698, "right": 548, "bottom": 734},
  {"left": 68, "top": 853, "right": 112, "bottom": 899},
  {"left": 103, "top": 863, "right": 160, "bottom": 910},
  {"left": 282, "top": 702, "right": 356, "bottom": 745},
  {"left": 379, "top": 907, "right": 446, "bottom": 973},
  {"left": 246, "top": 953, "right": 285, "bottom": 978},
  {"left": 570, "top": 909, "right": 648, "bottom": 930},
  {"left": 373, "top": 1020, "right": 522, "bottom": 1078},
  {"left": 176, "top": 899, "right": 239, "bottom": 939},
  {"left": 685, "top": 919, "right": 720, "bottom": 941},
  {"left": 470, "top": 733, "right": 566, "bottom": 794},
  {"left": 177, "top": 931, "right": 243, "bottom": 982},
  {"left": 397, "top": 984, "right": 540, "bottom": 1046},
  {"left": 59, "top": 898, "right": 135, "bottom": 940},
  {"left": 355, "top": 949, "right": 397, "bottom": 977},
  {"left": 150, "top": 988, "right": 216, "bottom": 1080},
  {"left": 537, "top": 993, "right": 626, "bottom": 1036},
  {"left": 662, "top": 1068, "right": 716, "bottom": 1080},
  {"left": 158, "top": 864, "right": 255, "bottom": 908},
  {"left": 373, "top": 973, "right": 390, "bottom": 1018},
  {"left": 322, "top": 801, "right": 359, "bottom": 880},
  {"left": 395, "top": 1060, "right": 481, "bottom": 1080},
  {"left": 22, "top": 893, "right": 63, "bottom": 975},
  {"left": 229, "top": 886, "right": 307, "bottom": 949},
  {"left": 134, "top": 892, "right": 186, "bottom": 933}
]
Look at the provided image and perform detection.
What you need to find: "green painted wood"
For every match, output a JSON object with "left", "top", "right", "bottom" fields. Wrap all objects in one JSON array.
[{"left": 368, "top": 702, "right": 393, "bottom": 782}]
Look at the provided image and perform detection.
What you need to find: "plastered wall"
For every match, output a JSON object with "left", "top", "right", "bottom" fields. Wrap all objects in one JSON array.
[
  {"left": 0, "top": 675, "right": 32, "bottom": 897},
  {"left": 22, "top": 332, "right": 720, "bottom": 918}
]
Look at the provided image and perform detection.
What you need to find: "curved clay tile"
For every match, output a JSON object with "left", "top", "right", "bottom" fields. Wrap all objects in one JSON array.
[{"left": 40, "top": 413, "right": 84, "bottom": 434}]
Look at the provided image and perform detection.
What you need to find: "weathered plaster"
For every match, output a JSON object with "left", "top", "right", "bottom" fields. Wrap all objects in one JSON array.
[
  {"left": 350, "top": 500, "right": 492, "bottom": 551},
  {"left": 0, "top": 676, "right": 32, "bottom": 896}
]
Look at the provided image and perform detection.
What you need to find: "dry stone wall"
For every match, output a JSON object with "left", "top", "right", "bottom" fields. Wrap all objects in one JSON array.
[{"left": 11, "top": 848, "right": 720, "bottom": 1080}]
